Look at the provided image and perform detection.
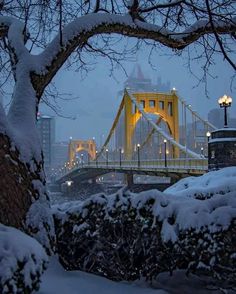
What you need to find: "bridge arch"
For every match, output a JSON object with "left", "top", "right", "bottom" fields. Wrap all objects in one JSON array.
[
  {"left": 132, "top": 113, "right": 175, "bottom": 159},
  {"left": 124, "top": 90, "right": 179, "bottom": 159},
  {"left": 68, "top": 139, "right": 96, "bottom": 167}
]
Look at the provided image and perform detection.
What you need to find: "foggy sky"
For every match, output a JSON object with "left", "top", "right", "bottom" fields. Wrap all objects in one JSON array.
[{"left": 39, "top": 45, "right": 236, "bottom": 144}]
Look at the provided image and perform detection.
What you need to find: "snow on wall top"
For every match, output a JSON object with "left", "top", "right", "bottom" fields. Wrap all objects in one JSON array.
[{"left": 165, "top": 166, "right": 236, "bottom": 198}]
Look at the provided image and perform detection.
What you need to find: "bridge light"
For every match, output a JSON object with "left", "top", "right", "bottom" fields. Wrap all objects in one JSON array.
[
  {"left": 69, "top": 136, "right": 73, "bottom": 140},
  {"left": 119, "top": 148, "right": 123, "bottom": 167},
  {"left": 163, "top": 139, "right": 167, "bottom": 167},
  {"left": 81, "top": 154, "right": 84, "bottom": 168},
  {"left": 206, "top": 131, "right": 211, "bottom": 142},
  {"left": 137, "top": 144, "right": 140, "bottom": 168},
  {"left": 66, "top": 180, "right": 73, "bottom": 187},
  {"left": 200, "top": 147, "right": 204, "bottom": 157},
  {"left": 106, "top": 149, "right": 109, "bottom": 167}
]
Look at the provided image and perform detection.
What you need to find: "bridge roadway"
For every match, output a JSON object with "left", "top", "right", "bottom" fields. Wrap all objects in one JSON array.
[{"left": 55, "top": 158, "right": 208, "bottom": 185}]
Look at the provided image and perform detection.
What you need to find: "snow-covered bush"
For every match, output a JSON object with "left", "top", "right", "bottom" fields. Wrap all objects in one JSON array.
[
  {"left": 54, "top": 168, "right": 236, "bottom": 283},
  {"left": 0, "top": 224, "right": 48, "bottom": 294}
]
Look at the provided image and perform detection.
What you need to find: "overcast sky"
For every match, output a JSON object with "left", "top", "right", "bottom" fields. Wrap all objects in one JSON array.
[{"left": 39, "top": 44, "right": 236, "bottom": 144}]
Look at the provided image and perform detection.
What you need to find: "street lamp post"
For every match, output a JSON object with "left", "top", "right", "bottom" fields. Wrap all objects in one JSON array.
[
  {"left": 218, "top": 95, "right": 232, "bottom": 127},
  {"left": 106, "top": 148, "right": 108, "bottom": 167},
  {"left": 119, "top": 148, "right": 122, "bottom": 167},
  {"left": 200, "top": 147, "right": 204, "bottom": 157},
  {"left": 206, "top": 131, "right": 211, "bottom": 159},
  {"left": 137, "top": 143, "right": 140, "bottom": 168},
  {"left": 87, "top": 153, "right": 90, "bottom": 166},
  {"left": 95, "top": 150, "right": 98, "bottom": 167},
  {"left": 206, "top": 131, "right": 211, "bottom": 142},
  {"left": 81, "top": 154, "right": 84, "bottom": 168},
  {"left": 164, "top": 139, "right": 167, "bottom": 168}
]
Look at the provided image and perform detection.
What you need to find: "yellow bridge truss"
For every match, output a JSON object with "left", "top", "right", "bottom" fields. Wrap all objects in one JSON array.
[{"left": 97, "top": 89, "right": 216, "bottom": 161}]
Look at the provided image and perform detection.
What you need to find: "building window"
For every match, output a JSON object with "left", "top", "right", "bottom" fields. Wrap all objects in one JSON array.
[
  {"left": 168, "top": 102, "right": 173, "bottom": 116},
  {"left": 149, "top": 100, "right": 155, "bottom": 108},
  {"left": 140, "top": 100, "right": 145, "bottom": 109},
  {"left": 159, "top": 101, "right": 164, "bottom": 110}
]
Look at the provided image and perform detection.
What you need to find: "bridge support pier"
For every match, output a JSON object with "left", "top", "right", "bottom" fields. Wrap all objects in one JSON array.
[{"left": 126, "top": 173, "right": 134, "bottom": 188}]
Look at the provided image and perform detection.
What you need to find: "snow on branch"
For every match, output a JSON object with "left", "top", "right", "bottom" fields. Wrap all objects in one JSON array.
[
  {"left": 0, "top": 9, "right": 235, "bottom": 100},
  {"left": 0, "top": 16, "right": 29, "bottom": 60},
  {"left": 33, "top": 13, "right": 236, "bottom": 93},
  {"left": 0, "top": 12, "right": 235, "bottom": 86}
]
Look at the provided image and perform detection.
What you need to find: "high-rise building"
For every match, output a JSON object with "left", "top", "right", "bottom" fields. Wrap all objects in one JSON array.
[
  {"left": 208, "top": 108, "right": 235, "bottom": 128},
  {"left": 37, "top": 115, "right": 55, "bottom": 173},
  {"left": 208, "top": 108, "right": 224, "bottom": 128},
  {"left": 124, "top": 64, "right": 170, "bottom": 92},
  {"left": 51, "top": 141, "right": 69, "bottom": 169}
]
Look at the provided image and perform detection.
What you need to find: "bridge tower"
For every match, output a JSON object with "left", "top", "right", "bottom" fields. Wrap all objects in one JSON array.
[
  {"left": 124, "top": 89, "right": 179, "bottom": 160},
  {"left": 68, "top": 139, "right": 96, "bottom": 167}
]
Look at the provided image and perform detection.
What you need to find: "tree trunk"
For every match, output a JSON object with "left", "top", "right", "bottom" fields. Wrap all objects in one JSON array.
[
  {"left": 0, "top": 132, "right": 55, "bottom": 253},
  {"left": 0, "top": 133, "right": 31, "bottom": 227}
]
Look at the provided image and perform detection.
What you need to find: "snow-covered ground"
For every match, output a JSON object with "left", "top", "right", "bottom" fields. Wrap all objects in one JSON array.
[
  {"left": 39, "top": 257, "right": 167, "bottom": 294},
  {"left": 39, "top": 257, "right": 235, "bottom": 294}
]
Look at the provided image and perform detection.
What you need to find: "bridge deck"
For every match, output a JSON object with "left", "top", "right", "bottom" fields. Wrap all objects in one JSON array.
[{"left": 55, "top": 159, "right": 208, "bottom": 184}]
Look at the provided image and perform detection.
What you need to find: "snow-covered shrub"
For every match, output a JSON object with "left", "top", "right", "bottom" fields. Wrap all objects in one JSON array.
[
  {"left": 0, "top": 224, "right": 48, "bottom": 294},
  {"left": 54, "top": 168, "right": 236, "bottom": 283}
]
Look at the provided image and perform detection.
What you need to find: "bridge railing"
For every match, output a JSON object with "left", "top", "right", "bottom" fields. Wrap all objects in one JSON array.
[
  {"left": 88, "top": 158, "right": 207, "bottom": 169},
  {"left": 54, "top": 158, "right": 208, "bottom": 179}
]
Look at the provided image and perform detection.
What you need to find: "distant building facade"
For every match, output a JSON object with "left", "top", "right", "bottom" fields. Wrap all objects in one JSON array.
[
  {"left": 208, "top": 108, "right": 224, "bottom": 128},
  {"left": 208, "top": 108, "right": 236, "bottom": 128},
  {"left": 124, "top": 64, "right": 171, "bottom": 92},
  {"left": 51, "top": 141, "right": 68, "bottom": 169},
  {"left": 37, "top": 115, "right": 55, "bottom": 173}
]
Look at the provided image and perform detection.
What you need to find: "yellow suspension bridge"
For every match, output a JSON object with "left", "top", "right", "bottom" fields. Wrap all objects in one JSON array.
[{"left": 54, "top": 89, "right": 216, "bottom": 186}]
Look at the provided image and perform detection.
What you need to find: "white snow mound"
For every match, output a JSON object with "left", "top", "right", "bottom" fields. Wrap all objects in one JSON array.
[{"left": 0, "top": 224, "right": 48, "bottom": 293}]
